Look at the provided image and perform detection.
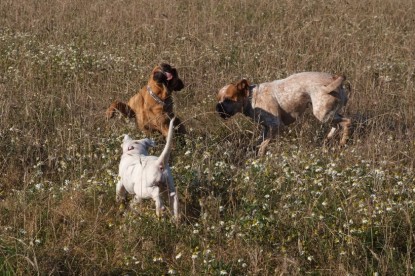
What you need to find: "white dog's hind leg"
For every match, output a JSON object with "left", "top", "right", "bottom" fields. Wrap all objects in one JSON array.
[
  {"left": 166, "top": 171, "right": 179, "bottom": 221},
  {"left": 130, "top": 196, "right": 142, "bottom": 213},
  {"left": 151, "top": 187, "right": 163, "bottom": 218}
]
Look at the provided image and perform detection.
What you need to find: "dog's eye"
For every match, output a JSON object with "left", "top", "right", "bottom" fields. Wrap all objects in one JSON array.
[{"left": 128, "top": 146, "right": 134, "bottom": 151}]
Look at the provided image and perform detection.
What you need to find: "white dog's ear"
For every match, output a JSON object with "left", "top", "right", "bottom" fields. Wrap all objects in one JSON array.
[
  {"left": 143, "top": 138, "right": 156, "bottom": 148},
  {"left": 123, "top": 134, "right": 131, "bottom": 142}
]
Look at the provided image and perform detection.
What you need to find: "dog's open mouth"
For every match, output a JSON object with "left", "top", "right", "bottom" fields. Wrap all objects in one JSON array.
[{"left": 164, "top": 71, "right": 173, "bottom": 80}]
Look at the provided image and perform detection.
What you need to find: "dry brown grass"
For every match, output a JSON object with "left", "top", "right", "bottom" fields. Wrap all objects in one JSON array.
[{"left": 1, "top": 0, "right": 415, "bottom": 274}]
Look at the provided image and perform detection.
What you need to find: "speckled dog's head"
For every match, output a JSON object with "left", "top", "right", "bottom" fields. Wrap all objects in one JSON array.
[{"left": 215, "top": 79, "right": 250, "bottom": 119}]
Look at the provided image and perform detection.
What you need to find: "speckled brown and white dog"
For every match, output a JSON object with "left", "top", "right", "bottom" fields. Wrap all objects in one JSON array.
[
  {"left": 106, "top": 63, "right": 186, "bottom": 138},
  {"left": 216, "top": 72, "right": 351, "bottom": 155}
]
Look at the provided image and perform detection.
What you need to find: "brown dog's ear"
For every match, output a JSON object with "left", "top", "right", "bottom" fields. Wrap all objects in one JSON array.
[
  {"left": 170, "top": 68, "right": 185, "bottom": 91},
  {"left": 172, "top": 78, "right": 184, "bottom": 91}
]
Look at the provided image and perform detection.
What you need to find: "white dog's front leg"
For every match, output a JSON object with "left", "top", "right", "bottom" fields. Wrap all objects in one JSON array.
[
  {"left": 115, "top": 181, "right": 126, "bottom": 203},
  {"left": 170, "top": 192, "right": 179, "bottom": 221}
]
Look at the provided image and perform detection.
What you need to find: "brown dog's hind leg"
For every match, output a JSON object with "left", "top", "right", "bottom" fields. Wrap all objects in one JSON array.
[{"left": 106, "top": 101, "right": 135, "bottom": 119}]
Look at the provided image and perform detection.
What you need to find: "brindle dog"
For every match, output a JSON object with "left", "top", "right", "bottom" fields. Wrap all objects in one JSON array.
[{"left": 106, "top": 63, "right": 186, "bottom": 137}]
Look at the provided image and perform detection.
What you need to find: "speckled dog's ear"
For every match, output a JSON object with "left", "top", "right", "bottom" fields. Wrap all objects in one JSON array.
[
  {"left": 236, "top": 79, "right": 250, "bottom": 97},
  {"left": 236, "top": 79, "right": 248, "bottom": 90}
]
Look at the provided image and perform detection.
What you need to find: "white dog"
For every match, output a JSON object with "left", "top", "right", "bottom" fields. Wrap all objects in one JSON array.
[{"left": 116, "top": 118, "right": 179, "bottom": 220}]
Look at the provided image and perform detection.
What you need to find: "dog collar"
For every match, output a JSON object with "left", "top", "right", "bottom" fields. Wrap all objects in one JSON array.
[
  {"left": 147, "top": 86, "right": 165, "bottom": 106},
  {"left": 242, "top": 84, "right": 257, "bottom": 117},
  {"left": 248, "top": 84, "right": 256, "bottom": 100}
]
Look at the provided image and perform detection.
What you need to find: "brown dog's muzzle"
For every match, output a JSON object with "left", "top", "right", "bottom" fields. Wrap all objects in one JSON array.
[{"left": 154, "top": 63, "right": 185, "bottom": 92}]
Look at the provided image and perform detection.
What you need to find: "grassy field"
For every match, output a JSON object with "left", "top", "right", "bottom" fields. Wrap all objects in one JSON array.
[{"left": 1, "top": 0, "right": 415, "bottom": 274}]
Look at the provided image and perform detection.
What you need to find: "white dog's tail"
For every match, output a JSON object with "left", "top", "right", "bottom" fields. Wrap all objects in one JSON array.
[
  {"left": 324, "top": 75, "right": 345, "bottom": 93},
  {"left": 157, "top": 117, "right": 176, "bottom": 169}
]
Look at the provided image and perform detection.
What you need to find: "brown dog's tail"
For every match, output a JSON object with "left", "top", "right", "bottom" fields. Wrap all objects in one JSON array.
[
  {"left": 157, "top": 117, "right": 175, "bottom": 170},
  {"left": 106, "top": 101, "right": 135, "bottom": 119},
  {"left": 323, "top": 75, "right": 345, "bottom": 93}
]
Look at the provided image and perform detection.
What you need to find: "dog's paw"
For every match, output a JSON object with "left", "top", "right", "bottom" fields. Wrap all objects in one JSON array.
[
  {"left": 105, "top": 107, "right": 116, "bottom": 119},
  {"left": 118, "top": 202, "right": 126, "bottom": 215}
]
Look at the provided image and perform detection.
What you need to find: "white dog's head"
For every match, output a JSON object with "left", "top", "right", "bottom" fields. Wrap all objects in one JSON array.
[{"left": 121, "top": 135, "right": 155, "bottom": 155}]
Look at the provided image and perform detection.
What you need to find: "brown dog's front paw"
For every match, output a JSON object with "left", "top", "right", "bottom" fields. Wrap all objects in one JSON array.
[
  {"left": 105, "top": 108, "right": 115, "bottom": 119},
  {"left": 106, "top": 102, "right": 117, "bottom": 119}
]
